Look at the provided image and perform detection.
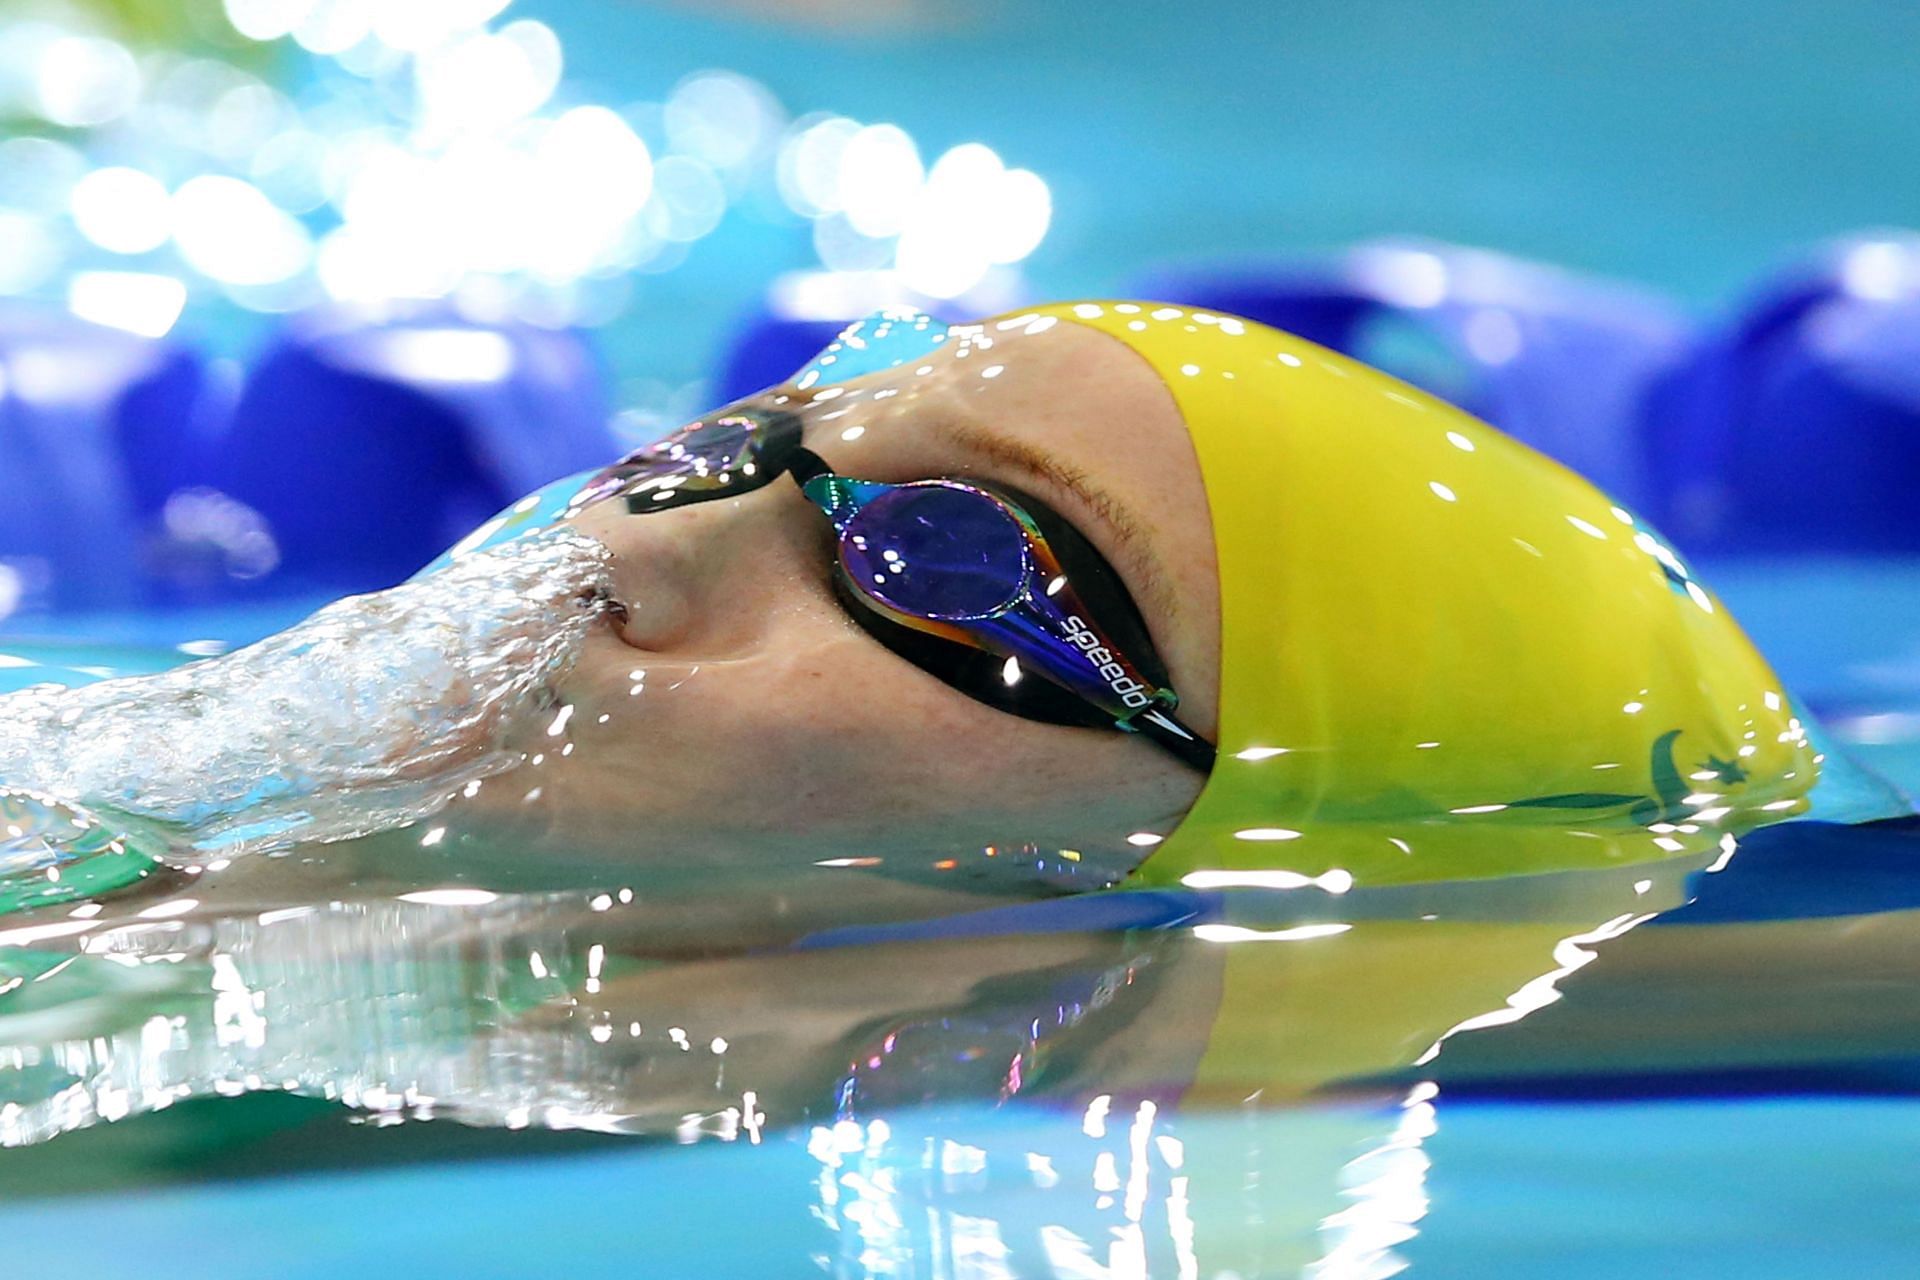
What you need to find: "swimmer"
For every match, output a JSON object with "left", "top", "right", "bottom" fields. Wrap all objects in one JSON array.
[
  {"left": 0, "top": 302, "right": 1903, "bottom": 947},
  {"left": 4, "top": 303, "right": 1916, "bottom": 1269}
]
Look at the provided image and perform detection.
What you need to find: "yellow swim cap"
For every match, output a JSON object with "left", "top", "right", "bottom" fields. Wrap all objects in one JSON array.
[{"left": 1026, "top": 302, "right": 1817, "bottom": 887}]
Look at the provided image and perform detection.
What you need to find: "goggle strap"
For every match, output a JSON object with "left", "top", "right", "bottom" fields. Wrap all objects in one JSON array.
[{"left": 785, "top": 445, "right": 833, "bottom": 489}]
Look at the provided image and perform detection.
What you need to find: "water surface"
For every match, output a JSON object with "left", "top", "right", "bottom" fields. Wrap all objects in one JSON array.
[{"left": 0, "top": 556, "right": 1915, "bottom": 1278}]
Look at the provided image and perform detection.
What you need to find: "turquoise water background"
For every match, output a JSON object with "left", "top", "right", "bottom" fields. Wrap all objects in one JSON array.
[
  {"left": 1, "top": 557, "right": 1914, "bottom": 1279},
  {"left": 5, "top": 5, "right": 1920, "bottom": 1274},
  {"left": 521, "top": 0, "right": 1920, "bottom": 389},
  {"left": 2, "top": 1099, "right": 1919, "bottom": 1278}
]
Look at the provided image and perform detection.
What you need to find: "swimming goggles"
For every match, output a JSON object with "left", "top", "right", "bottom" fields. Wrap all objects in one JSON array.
[{"left": 572, "top": 405, "right": 1215, "bottom": 771}]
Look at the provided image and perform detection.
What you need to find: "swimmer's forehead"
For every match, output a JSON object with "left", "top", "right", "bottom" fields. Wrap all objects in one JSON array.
[{"left": 742, "top": 316, "right": 1205, "bottom": 633}]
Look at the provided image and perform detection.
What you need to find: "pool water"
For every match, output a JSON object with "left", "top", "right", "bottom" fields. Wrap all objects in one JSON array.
[{"left": 0, "top": 556, "right": 1915, "bottom": 1279}]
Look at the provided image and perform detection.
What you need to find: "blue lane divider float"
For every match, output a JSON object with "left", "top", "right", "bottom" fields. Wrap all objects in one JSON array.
[
  {"left": 8, "top": 234, "right": 1920, "bottom": 625},
  {"left": 0, "top": 305, "right": 221, "bottom": 613},
  {"left": 0, "top": 305, "right": 620, "bottom": 620},
  {"left": 210, "top": 308, "right": 618, "bottom": 595},
  {"left": 1132, "top": 238, "right": 1692, "bottom": 512},
  {"left": 1640, "top": 232, "right": 1920, "bottom": 555}
]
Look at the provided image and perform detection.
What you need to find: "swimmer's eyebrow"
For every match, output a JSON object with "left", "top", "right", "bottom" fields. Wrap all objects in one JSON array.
[
  {"left": 742, "top": 387, "right": 1182, "bottom": 625},
  {"left": 935, "top": 420, "right": 1182, "bottom": 627}
]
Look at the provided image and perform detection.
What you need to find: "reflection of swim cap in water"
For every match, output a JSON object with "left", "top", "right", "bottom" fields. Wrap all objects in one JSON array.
[{"left": 1023, "top": 302, "right": 1820, "bottom": 887}]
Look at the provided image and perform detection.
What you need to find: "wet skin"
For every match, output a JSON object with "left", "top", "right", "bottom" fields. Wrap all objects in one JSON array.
[
  {"left": 459, "top": 316, "right": 1224, "bottom": 882},
  {"left": 7, "top": 320, "right": 1223, "bottom": 944}
]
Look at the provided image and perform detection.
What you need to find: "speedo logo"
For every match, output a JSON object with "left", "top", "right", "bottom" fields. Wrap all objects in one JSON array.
[{"left": 1062, "top": 614, "right": 1152, "bottom": 708}]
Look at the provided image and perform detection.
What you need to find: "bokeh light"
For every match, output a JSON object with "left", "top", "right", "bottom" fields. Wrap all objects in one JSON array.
[
  {"left": 66, "top": 270, "right": 188, "bottom": 338},
  {"left": 0, "top": 0, "right": 1055, "bottom": 372},
  {"left": 69, "top": 167, "right": 172, "bottom": 255},
  {"left": 34, "top": 35, "right": 140, "bottom": 127},
  {"left": 775, "top": 113, "right": 1053, "bottom": 301},
  {"left": 172, "top": 175, "right": 313, "bottom": 286}
]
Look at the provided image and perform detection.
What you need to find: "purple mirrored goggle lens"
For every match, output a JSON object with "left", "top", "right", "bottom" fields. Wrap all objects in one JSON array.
[
  {"left": 567, "top": 412, "right": 793, "bottom": 516},
  {"left": 656, "top": 418, "right": 756, "bottom": 471},
  {"left": 838, "top": 485, "right": 1030, "bottom": 621},
  {"left": 797, "top": 458, "right": 1214, "bottom": 770}
]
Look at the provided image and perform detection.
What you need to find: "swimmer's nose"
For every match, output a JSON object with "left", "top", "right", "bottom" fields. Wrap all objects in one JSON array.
[
  {"left": 562, "top": 502, "right": 702, "bottom": 651},
  {"left": 558, "top": 452, "right": 828, "bottom": 654},
  {"left": 609, "top": 573, "right": 697, "bottom": 652}
]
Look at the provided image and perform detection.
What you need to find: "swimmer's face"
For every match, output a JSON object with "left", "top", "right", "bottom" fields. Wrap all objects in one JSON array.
[{"left": 492, "top": 319, "right": 1220, "bottom": 874}]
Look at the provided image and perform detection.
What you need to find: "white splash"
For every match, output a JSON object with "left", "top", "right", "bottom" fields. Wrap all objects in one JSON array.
[{"left": 0, "top": 528, "right": 614, "bottom": 858}]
